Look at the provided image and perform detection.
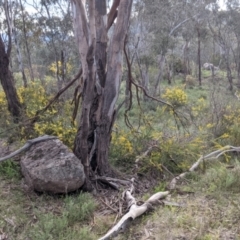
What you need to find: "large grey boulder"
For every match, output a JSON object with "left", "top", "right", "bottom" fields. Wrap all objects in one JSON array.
[{"left": 21, "top": 138, "right": 85, "bottom": 193}]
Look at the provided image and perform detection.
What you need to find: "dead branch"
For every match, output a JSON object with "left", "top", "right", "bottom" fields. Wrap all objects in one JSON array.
[
  {"left": 107, "top": 0, "right": 120, "bottom": 30},
  {"left": 99, "top": 190, "right": 169, "bottom": 240},
  {"left": 0, "top": 135, "right": 57, "bottom": 162},
  {"left": 135, "top": 145, "right": 158, "bottom": 164},
  {"left": 168, "top": 145, "right": 240, "bottom": 190},
  {"left": 31, "top": 68, "right": 82, "bottom": 124},
  {"left": 99, "top": 145, "right": 240, "bottom": 239},
  {"left": 99, "top": 198, "right": 118, "bottom": 213},
  {"left": 94, "top": 176, "right": 131, "bottom": 186}
]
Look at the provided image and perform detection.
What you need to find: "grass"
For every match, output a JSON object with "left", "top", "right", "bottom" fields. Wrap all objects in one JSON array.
[
  {"left": 1, "top": 70, "right": 240, "bottom": 239},
  {"left": 0, "top": 160, "right": 21, "bottom": 179},
  {"left": 113, "top": 160, "right": 240, "bottom": 239},
  {"left": 0, "top": 175, "right": 99, "bottom": 240}
]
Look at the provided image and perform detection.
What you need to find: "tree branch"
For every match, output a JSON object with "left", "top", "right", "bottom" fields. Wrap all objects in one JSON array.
[
  {"left": 168, "top": 145, "right": 240, "bottom": 190},
  {"left": 0, "top": 135, "right": 57, "bottom": 162},
  {"left": 107, "top": 0, "right": 120, "bottom": 31},
  {"left": 31, "top": 68, "right": 82, "bottom": 124}
]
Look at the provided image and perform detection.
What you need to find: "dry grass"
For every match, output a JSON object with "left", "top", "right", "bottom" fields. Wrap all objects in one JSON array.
[
  {"left": 1, "top": 126, "right": 240, "bottom": 239},
  {"left": 107, "top": 161, "right": 240, "bottom": 240}
]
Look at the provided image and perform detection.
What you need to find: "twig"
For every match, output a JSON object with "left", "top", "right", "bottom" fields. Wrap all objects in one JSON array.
[
  {"left": 99, "top": 198, "right": 118, "bottom": 213},
  {"left": 31, "top": 68, "right": 82, "bottom": 124}
]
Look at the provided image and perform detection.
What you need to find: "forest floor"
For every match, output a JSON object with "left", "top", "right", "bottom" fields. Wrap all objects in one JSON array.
[{"left": 1, "top": 139, "right": 240, "bottom": 240}]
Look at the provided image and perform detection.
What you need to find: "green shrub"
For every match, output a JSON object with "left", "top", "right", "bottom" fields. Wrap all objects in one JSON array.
[
  {"left": 64, "top": 193, "right": 97, "bottom": 225},
  {"left": 185, "top": 75, "right": 196, "bottom": 88}
]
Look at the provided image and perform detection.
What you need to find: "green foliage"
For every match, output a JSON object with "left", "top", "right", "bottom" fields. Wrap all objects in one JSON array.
[
  {"left": 168, "top": 55, "right": 185, "bottom": 74},
  {"left": 154, "top": 182, "right": 167, "bottom": 193},
  {"left": 64, "top": 193, "right": 97, "bottom": 225},
  {"left": 190, "top": 161, "right": 240, "bottom": 193},
  {"left": 0, "top": 160, "right": 21, "bottom": 179},
  {"left": 185, "top": 75, "right": 196, "bottom": 88},
  {"left": 109, "top": 126, "right": 136, "bottom": 166},
  {"left": 0, "top": 81, "right": 77, "bottom": 147},
  {"left": 48, "top": 61, "right": 73, "bottom": 76}
]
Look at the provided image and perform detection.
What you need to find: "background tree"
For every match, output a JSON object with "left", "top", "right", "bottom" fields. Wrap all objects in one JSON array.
[{"left": 0, "top": 0, "right": 22, "bottom": 121}]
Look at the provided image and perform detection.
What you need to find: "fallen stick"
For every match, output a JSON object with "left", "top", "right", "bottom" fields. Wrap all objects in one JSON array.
[
  {"left": 98, "top": 191, "right": 169, "bottom": 240},
  {"left": 0, "top": 135, "right": 57, "bottom": 162},
  {"left": 99, "top": 145, "right": 240, "bottom": 239},
  {"left": 168, "top": 145, "right": 240, "bottom": 189}
]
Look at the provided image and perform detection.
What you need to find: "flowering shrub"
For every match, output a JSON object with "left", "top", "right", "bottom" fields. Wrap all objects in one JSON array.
[
  {"left": 0, "top": 91, "right": 10, "bottom": 121},
  {"left": 191, "top": 97, "right": 207, "bottom": 117},
  {"left": 0, "top": 82, "right": 76, "bottom": 147},
  {"left": 109, "top": 127, "right": 135, "bottom": 165},
  {"left": 162, "top": 87, "right": 188, "bottom": 107},
  {"left": 18, "top": 82, "right": 49, "bottom": 117},
  {"left": 49, "top": 61, "right": 73, "bottom": 76}
]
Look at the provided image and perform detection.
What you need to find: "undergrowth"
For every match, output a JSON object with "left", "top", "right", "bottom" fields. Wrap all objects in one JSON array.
[
  {"left": 1, "top": 72, "right": 240, "bottom": 238},
  {"left": 0, "top": 178, "right": 98, "bottom": 240}
]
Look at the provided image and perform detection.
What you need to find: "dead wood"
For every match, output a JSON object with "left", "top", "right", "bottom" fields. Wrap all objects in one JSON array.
[
  {"left": 31, "top": 68, "right": 82, "bottom": 125},
  {"left": 99, "top": 145, "right": 240, "bottom": 239},
  {"left": 0, "top": 135, "right": 57, "bottom": 162},
  {"left": 99, "top": 184, "right": 169, "bottom": 240},
  {"left": 168, "top": 145, "right": 240, "bottom": 190}
]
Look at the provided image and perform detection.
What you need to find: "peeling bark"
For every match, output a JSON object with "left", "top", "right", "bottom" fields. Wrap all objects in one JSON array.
[
  {"left": 72, "top": 0, "right": 133, "bottom": 185},
  {"left": 0, "top": 36, "right": 22, "bottom": 121}
]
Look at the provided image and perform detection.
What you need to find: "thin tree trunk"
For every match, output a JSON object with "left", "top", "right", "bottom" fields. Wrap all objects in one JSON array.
[
  {"left": 19, "top": 0, "right": 34, "bottom": 82},
  {"left": 237, "top": 40, "right": 240, "bottom": 85},
  {"left": 154, "top": 54, "right": 165, "bottom": 96},
  {"left": 13, "top": 27, "right": 28, "bottom": 87},
  {"left": 142, "top": 65, "right": 149, "bottom": 101},
  {"left": 0, "top": 36, "right": 22, "bottom": 120},
  {"left": 183, "top": 39, "right": 190, "bottom": 77},
  {"left": 165, "top": 58, "right": 171, "bottom": 85},
  {"left": 223, "top": 46, "right": 233, "bottom": 91},
  {"left": 197, "top": 28, "right": 202, "bottom": 86}
]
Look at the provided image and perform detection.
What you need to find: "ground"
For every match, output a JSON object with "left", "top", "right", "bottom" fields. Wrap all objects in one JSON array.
[{"left": 1, "top": 139, "right": 240, "bottom": 240}]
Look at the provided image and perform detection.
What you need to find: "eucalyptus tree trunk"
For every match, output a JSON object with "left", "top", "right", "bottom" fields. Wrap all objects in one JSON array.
[
  {"left": 197, "top": 27, "right": 202, "bottom": 86},
  {"left": 0, "top": 36, "right": 22, "bottom": 120},
  {"left": 19, "top": 0, "right": 35, "bottom": 82},
  {"left": 71, "top": 0, "right": 133, "bottom": 187},
  {"left": 183, "top": 39, "right": 190, "bottom": 77},
  {"left": 237, "top": 40, "right": 240, "bottom": 85},
  {"left": 13, "top": 28, "right": 28, "bottom": 87},
  {"left": 154, "top": 54, "right": 165, "bottom": 96}
]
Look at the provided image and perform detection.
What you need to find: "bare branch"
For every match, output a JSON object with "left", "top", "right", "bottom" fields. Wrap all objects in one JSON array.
[
  {"left": 107, "top": 0, "right": 120, "bottom": 31},
  {"left": 169, "top": 16, "right": 197, "bottom": 36},
  {"left": 168, "top": 145, "right": 240, "bottom": 190},
  {"left": 0, "top": 135, "right": 57, "bottom": 162},
  {"left": 99, "top": 190, "right": 169, "bottom": 240},
  {"left": 31, "top": 68, "right": 82, "bottom": 124}
]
